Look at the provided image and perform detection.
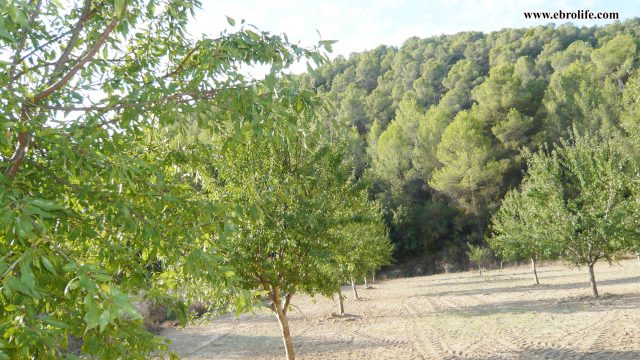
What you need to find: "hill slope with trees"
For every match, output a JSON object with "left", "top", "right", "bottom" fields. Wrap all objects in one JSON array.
[{"left": 302, "top": 19, "right": 640, "bottom": 273}]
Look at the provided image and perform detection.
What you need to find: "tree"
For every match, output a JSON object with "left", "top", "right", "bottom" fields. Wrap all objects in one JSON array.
[
  {"left": 521, "top": 132, "right": 639, "bottom": 297},
  {"left": 549, "top": 40, "right": 592, "bottom": 72},
  {"left": 441, "top": 59, "right": 484, "bottom": 111},
  {"left": 430, "top": 109, "right": 509, "bottom": 235},
  {"left": 328, "top": 192, "right": 392, "bottom": 310},
  {"left": 556, "top": 133, "right": 639, "bottom": 297},
  {"left": 541, "top": 61, "right": 621, "bottom": 144},
  {"left": 488, "top": 150, "right": 565, "bottom": 284},
  {"left": 371, "top": 95, "right": 424, "bottom": 197},
  {"left": 412, "top": 104, "right": 452, "bottom": 181},
  {"left": 471, "top": 62, "right": 545, "bottom": 154},
  {"left": 194, "top": 103, "right": 391, "bottom": 359},
  {"left": 620, "top": 70, "right": 640, "bottom": 158},
  {"left": 466, "top": 243, "right": 491, "bottom": 275},
  {"left": 0, "top": 1, "right": 329, "bottom": 357},
  {"left": 591, "top": 34, "right": 637, "bottom": 85}
]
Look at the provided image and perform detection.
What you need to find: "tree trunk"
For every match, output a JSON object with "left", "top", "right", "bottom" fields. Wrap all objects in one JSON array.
[
  {"left": 282, "top": 293, "right": 292, "bottom": 316},
  {"left": 588, "top": 263, "right": 599, "bottom": 298},
  {"left": 363, "top": 276, "right": 368, "bottom": 289},
  {"left": 351, "top": 277, "right": 359, "bottom": 300},
  {"left": 531, "top": 257, "right": 539, "bottom": 285},
  {"left": 273, "top": 293, "right": 296, "bottom": 360},
  {"left": 500, "top": 260, "right": 503, "bottom": 270},
  {"left": 337, "top": 286, "right": 345, "bottom": 316},
  {"left": 478, "top": 265, "right": 483, "bottom": 276},
  {"left": 637, "top": 253, "right": 640, "bottom": 267},
  {"left": 371, "top": 271, "right": 375, "bottom": 284}
]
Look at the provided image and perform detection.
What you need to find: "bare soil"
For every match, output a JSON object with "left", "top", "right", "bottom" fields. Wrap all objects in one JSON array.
[{"left": 163, "top": 259, "right": 640, "bottom": 359}]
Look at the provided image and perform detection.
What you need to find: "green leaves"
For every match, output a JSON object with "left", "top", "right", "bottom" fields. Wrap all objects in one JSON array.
[
  {"left": 488, "top": 151, "right": 565, "bottom": 263},
  {"left": 0, "top": 0, "right": 331, "bottom": 357},
  {"left": 491, "top": 131, "right": 640, "bottom": 286}
]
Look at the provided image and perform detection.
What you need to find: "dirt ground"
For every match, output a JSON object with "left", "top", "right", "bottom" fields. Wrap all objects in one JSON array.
[{"left": 163, "top": 259, "right": 640, "bottom": 359}]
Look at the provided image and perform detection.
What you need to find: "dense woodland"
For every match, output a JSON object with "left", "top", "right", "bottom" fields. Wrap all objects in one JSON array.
[{"left": 301, "top": 19, "right": 640, "bottom": 273}]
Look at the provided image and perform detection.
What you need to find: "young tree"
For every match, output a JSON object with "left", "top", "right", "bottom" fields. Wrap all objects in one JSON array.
[
  {"left": 329, "top": 193, "right": 392, "bottom": 310},
  {"left": 517, "top": 132, "right": 639, "bottom": 297},
  {"left": 553, "top": 132, "right": 639, "bottom": 297},
  {"left": 195, "top": 101, "right": 392, "bottom": 359},
  {"left": 0, "top": 1, "right": 329, "bottom": 357},
  {"left": 466, "top": 243, "right": 492, "bottom": 275},
  {"left": 488, "top": 151, "right": 565, "bottom": 284}
]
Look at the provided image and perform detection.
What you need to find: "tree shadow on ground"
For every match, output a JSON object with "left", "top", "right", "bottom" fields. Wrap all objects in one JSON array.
[
  {"left": 445, "top": 347, "right": 640, "bottom": 360},
  {"left": 424, "top": 276, "right": 640, "bottom": 298},
  {"left": 168, "top": 332, "right": 390, "bottom": 359},
  {"left": 427, "top": 291, "right": 640, "bottom": 317},
  {"left": 421, "top": 266, "right": 637, "bottom": 289}
]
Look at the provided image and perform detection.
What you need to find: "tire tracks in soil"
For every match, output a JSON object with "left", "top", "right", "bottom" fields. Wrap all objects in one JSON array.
[{"left": 402, "top": 295, "right": 452, "bottom": 359}]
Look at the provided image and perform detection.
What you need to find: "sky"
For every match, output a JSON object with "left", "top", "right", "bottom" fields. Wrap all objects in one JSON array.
[{"left": 189, "top": 0, "right": 637, "bottom": 61}]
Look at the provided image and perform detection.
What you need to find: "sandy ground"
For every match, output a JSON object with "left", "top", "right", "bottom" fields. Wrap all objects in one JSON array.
[{"left": 163, "top": 259, "right": 640, "bottom": 359}]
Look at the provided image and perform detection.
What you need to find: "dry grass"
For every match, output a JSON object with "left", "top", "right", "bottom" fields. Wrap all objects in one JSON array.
[{"left": 163, "top": 259, "right": 640, "bottom": 359}]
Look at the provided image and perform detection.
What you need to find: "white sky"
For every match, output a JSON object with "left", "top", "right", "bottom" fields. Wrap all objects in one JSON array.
[{"left": 189, "top": 0, "right": 635, "bottom": 61}]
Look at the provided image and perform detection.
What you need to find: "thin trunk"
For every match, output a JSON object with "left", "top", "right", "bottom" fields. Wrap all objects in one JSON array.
[
  {"left": 637, "top": 254, "right": 640, "bottom": 267},
  {"left": 371, "top": 271, "right": 375, "bottom": 283},
  {"left": 478, "top": 265, "right": 483, "bottom": 276},
  {"left": 588, "top": 263, "right": 599, "bottom": 298},
  {"left": 500, "top": 260, "right": 503, "bottom": 270},
  {"left": 273, "top": 293, "right": 295, "bottom": 360},
  {"left": 351, "top": 277, "right": 359, "bottom": 300},
  {"left": 337, "top": 286, "right": 345, "bottom": 316},
  {"left": 531, "top": 258, "right": 539, "bottom": 285},
  {"left": 363, "top": 276, "right": 368, "bottom": 289}
]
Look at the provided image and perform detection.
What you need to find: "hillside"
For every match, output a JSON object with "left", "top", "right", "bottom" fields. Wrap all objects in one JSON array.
[{"left": 301, "top": 19, "right": 640, "bottom": 272}]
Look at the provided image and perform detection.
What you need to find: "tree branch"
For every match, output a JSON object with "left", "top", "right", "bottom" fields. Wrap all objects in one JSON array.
[
  {"left": 162, "top": 44, "right": 200, "bottom": 80},
  {"left": 24, "top": 88, "right": 220, "bottom": 113},
  {"left": 48, "top": 0, "right": 93, "bottom": 81},
  {"left": 6, "top": 7, "right": 123, "bottom": 179},
  {"left": 5, "top": 106, "right": 33, "bottom": 179},
  {"left": 14, "top": 30, "right": 73, "bottom": 67},
  {"left": 35, "top": 7, "right": 121, "bottom": 102}
]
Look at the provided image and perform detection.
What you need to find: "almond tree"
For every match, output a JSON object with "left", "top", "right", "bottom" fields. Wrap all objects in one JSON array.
[
  {"left": 552, "top": 132, "right": 639, "bottom": 297},
  {"left": 509, "top": 131, "right": 639, "bottom": 297},
  {"left": 489, "top": 150, "right": 564, "bottom": 284},
  {"left": 194, "top": 99, "right": 391, "bottom": 360},
  {"left": 466, "top": 243, "right": 491, "bottom": 275},
  {"left": 328, "top": 191, "right": 392, "bottom": 313}
]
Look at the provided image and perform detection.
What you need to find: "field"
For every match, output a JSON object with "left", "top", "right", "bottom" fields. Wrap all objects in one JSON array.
[{"left": 163, "top": 259, "right": 640, "bottom": 359}]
